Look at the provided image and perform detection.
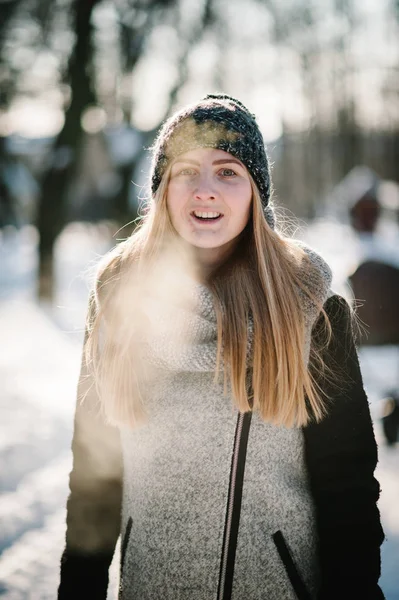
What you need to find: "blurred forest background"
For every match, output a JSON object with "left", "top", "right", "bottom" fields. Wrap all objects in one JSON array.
[
  {"left": 0, "top": 0, "right": 399, "bottom": 299},
  {"left": 1, "top": 2, "right": 399, "bottom": 597}
]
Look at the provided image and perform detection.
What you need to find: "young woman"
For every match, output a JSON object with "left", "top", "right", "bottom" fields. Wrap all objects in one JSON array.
[{"left": 58, "top": 94, "right": 385, "bottom": 600}]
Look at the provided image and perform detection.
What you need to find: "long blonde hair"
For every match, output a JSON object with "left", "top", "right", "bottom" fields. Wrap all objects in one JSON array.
[{"left": 85, "top": 168, "right": 331, "bottom": 428}]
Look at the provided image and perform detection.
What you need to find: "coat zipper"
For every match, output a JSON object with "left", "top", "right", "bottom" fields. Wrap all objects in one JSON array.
[{"left": 217, "top": 411, "right": 252, "bottom": 600}]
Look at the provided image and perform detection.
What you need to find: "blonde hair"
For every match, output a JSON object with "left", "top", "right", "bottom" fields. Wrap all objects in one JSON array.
[{"left": 84, "top": 169, "right": 331, "bottom": 428}]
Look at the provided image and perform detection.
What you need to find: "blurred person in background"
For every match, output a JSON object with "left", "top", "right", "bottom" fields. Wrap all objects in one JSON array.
[
  {"left": 349, "top": 178, "right": 399, "bottom": 269},
  {"left": 348, "top": 178, "right": 399, "bottom": 446},
  {"left": 58, "top": 95, "right": 384, "bottom": 600},
  {"left": 350, "top": 188, "right": 381, "bottom": 233}
]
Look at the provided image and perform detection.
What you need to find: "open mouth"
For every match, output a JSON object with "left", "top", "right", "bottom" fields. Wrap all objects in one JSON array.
[{"left": 190, "top": 210, "right": 223, "bottom": 222}]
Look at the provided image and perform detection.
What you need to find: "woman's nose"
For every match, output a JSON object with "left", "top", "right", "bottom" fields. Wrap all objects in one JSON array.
[{"left": 194, "top": 172, "right": 217, "bottom": 200}]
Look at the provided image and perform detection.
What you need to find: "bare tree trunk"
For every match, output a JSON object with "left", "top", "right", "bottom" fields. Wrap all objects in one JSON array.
[
  {"left": 36, "top": 0, "right": 100, "bottom": 300},
  {"left": 163, "top": 0, "right": 214, "bottom": 118},
  {"left": 111, "top": 18, "right": 149, "bottom": 228},
  {"left": 0, "top": 0, "right": 25, "bottom": 224},
  {"left": 332, "top": 0, "right": 360, "bottom": 179},
  {"left": 0, "top": 0, "right": 23, "bottom": 46}
]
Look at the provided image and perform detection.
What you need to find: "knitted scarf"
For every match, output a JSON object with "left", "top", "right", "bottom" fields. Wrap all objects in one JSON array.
[{"left": 138, "top": 242, "right": 332, "bottom": 373}]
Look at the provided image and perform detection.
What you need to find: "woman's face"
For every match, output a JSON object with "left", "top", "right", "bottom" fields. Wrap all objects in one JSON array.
[{"left": 166, "top": 147, "right": 252, "bottom": 267}]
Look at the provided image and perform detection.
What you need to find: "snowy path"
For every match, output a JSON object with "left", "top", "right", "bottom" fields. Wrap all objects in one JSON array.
[{"left": 0, "top": 301, "right": 120, "bottom": 598}]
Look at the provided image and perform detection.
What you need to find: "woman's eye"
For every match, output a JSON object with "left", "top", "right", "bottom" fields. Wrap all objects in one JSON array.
[
  {"left": 219, "top": 168, "right": 237, "bottom": 177},
  {"left": 178, "top": 168, "right": 196, "bottom": 176}
]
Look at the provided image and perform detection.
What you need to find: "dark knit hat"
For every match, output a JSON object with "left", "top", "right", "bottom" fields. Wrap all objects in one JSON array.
[{"left": 150, "top": 93, "right": 275, "bottom": 228}]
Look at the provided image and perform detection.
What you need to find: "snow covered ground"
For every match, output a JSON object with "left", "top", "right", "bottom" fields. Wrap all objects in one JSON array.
[{"left": 0, "top": 220, "right": 398, "bottom": 599}]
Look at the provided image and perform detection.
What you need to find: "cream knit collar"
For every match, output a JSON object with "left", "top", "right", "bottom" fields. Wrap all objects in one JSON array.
[{"left": 138, "top": 242, "right": 332, "bottom": 373}]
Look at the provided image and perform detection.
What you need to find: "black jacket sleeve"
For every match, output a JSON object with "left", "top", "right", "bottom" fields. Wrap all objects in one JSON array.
[
  {"left": 304, "top": 294, "right": 385, "bottom": 600},
  {"left": 58, "top": 310, "right": 123, "bottom": 600}
]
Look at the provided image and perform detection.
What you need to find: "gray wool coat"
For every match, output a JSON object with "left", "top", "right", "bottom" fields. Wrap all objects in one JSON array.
[{"left": 59, "top": 245, "right": 384, "bottom": 600}]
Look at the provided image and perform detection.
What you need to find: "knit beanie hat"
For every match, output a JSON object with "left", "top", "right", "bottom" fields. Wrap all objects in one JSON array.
[{"left": 150, "top": 93, "right": 275, "bottom": 229}]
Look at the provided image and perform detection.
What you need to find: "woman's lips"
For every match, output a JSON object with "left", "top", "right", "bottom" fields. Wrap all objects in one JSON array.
[{"left": 189, "top": 210, "right": 224, "bottom": 224}]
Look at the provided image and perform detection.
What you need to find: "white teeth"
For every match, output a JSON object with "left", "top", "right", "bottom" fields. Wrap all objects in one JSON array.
[{"left": 193, "top": 211, "right": 221, "bottom": 219}]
